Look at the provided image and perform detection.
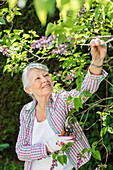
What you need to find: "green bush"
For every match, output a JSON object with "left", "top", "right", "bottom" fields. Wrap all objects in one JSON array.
[{"left": 0, "top": 0, "right": 113, "bottom": 169}]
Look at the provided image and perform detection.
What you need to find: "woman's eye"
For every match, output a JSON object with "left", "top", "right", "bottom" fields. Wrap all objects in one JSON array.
[
  {"left": 44, "top": 74, "right": 49, "bottom": 77},
  {"left": 36, "top": 77, "right": 40, "bottom": 80}
]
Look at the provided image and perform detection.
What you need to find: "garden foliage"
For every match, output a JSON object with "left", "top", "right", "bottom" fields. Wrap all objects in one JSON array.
[{"left": 0, "top": 0, "right": 113, "bottom": 169}]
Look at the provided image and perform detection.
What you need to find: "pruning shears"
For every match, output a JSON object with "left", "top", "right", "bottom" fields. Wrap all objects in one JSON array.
[{"left": 61, "top": 116, "right": 73, "bottom": 136}]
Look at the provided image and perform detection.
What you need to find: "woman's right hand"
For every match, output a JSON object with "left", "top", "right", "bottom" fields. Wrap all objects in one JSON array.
[{"left": 44, "top": 134, "right": 75, "bottom": 153}]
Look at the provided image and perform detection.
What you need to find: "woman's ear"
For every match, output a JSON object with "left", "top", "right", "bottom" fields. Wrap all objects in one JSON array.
[{"left": 25, "top": 87, "right": 32, "bottom": 95}]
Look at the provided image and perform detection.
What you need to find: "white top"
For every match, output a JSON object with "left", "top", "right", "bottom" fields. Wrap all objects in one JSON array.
[{"left": 31, "top": 117, "right": 73, "bottom": 170}]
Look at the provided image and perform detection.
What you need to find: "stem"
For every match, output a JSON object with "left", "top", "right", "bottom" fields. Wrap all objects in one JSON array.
[
  {"left": 24, "top": 47, "right": 48, "bottom": 60},
  {"left": 84, "top": 119, "right": 101, "bottom": 130},
  {"left": 95, "top": 138, "right": 103, "bottom": 148},
  {"left": 81, "top": 109, "right": 89, "bottom": 130},
  {"left": 75, "top": 37, "right": 113, "bottom": 46},
  {"left": 9, "top": 6, "right": 17, "bottom": 33},
  {"left": 72, "top": 35, "right": 113, "bottom": 41},
  {"left": 104, "top": 57, "right": 113, "bottom": 64},
  {"left": 102, "top": 143, "right": 109, "bottom": 165},
  {"left": 104, "top": 79, "right": 113, "bottom": 87},
  {"left": 0, "top": 1, "right": 6, "bottom": 5},
  {"left": 76, "top": 97, "right": 113, "bottom": 116}
]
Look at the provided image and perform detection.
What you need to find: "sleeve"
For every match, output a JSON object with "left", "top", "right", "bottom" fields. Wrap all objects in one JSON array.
[
  {"left": 61, "top": 69, "right": 108, "bottom": 110},
  {"left": 15, "top": 106, "right": 47, "bottom": 161}
]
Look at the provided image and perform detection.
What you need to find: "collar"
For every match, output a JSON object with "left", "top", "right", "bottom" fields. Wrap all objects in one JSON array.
[
  {"left": 25, "top": 93, "right": 56, "bottom": 111},
  {"left": 25, "top": 99, "right": 37, "bottom": 111}
]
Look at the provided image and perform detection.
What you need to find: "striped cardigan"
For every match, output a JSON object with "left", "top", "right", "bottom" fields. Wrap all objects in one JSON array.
[{"left": 16, "top": 69, "right": 108, "bottom": 170}]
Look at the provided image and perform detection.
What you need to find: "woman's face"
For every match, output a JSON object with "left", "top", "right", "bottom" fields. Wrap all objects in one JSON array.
[{"left": 26, "top": 69, "right": 53, "bottom": 98}]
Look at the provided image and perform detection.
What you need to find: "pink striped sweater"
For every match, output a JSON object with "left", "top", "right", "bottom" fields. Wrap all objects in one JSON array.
[{"left": 16, "top": 69, "right": 108, "bottom": 170}]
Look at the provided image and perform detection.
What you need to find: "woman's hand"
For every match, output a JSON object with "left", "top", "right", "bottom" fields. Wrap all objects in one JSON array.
[
  {"left": 89, "top": 38, "right": 107, "bottom": 75},
  {"left": 44, "top": 134, "right": 75, "bottom": 153},
  {"left": 90, "top": 38, "right": 107, "bottom": 65}
]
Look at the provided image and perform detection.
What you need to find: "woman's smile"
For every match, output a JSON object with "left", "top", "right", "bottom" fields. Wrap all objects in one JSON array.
[{"left": 42, "top": 84, "right": 50, "bottom": 88}]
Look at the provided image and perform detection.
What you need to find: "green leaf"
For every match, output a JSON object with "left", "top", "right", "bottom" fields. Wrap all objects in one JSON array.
[
  {"left": 52, "top": 153, "right": 57, "bottom": 160},
  {"left": 61, "top": 144, "right": 67, "bottom": 151},
  {"left": 74, "top": 97, "right": 83, "bottom": 112},
  {"left": 8, "top": 0, "right": 17, "bottom": 9},
  {"left": 92, "top": 150, "right": 101, "bottom": 161},
  {"left": 82, "top": 148, "right": 88, "bottom": 154},
  {"left": 12, "top": 42, "right": 19, "bottom": 47},
  {"left": 88, "top": 148, "right": 92, "bottom": 155},
  {"left": 0, "top": 32, "right": 2, "bottom": 37},
  {"left": 0, "top": 17, "right": 6, "bottom": 25},
  {"left": 109, "top": 109, "right": 113, "bottom": 113},
  {"left": 33, "top": 0, "right": 47, "bottom": 26},
  {"left": 3, "top": 30, "right": 10, "bottom": 34},
  {"left": 67, "top": 95, "right": 73, "bottom": 105},
  {"left": 66, "top": 142, "right": 73, "bottom": 147},
  {"left": 23, "top": 34, "right": 30, "bottom": 39},
  {"left": 109, "top": 12, "right": 113, "bottom": 22},
  {"left": 1, "top": 8, "right": 9, "bottom": 13},
  {"left": 0, "top": 143, "right": 10, "bottom": 151},
  {"left": 79, "top": 122, "right": 83, "bottom": 126},
  {"left": 31, "top": 30, "right": 39, "bottom": 37},
  {"left": 45, "top": 23, "right": 54, "bottom": 37},
  {"left": 15, "top": 10, "right": 22, "bottom": 15},
  {"left": 45, "top": 0, "right": 55, "bottom": 15},
  {"left": 58, "top": 33, "right": 66, "bottom": 45},
  {"left": 92, "top": 141, "right": 97, "bottom": 148},
  {"left": 63, "top": 155, "right": 67, "bottom": 164},
  {"left": 68, "top": 109, "right": 75, "bottom": 116},
  {"left": 57, "top": 155, "right": 64, "bottom": 165},
  {"left": 83, "top": 91, "right": 91, "bottom": 97},
  {"left": 96, "top": 111, "right": 101, "bottom": 115},
  {"left": 13, "top": 29, "right": 23, "bottom": 35},
  {"left": 100, "top": 127, "right": 108, "bottom": 137},
  {"left": 72, "top": 116, "right": 77, "bottom": 124},
  {"left": 108, "top": 127, "right": 113, "bottom": 134}
]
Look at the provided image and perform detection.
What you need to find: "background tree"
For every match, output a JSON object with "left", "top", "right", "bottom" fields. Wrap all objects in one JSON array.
[{"left": 0, "top": 0, "right": 113, "bottom": 169}]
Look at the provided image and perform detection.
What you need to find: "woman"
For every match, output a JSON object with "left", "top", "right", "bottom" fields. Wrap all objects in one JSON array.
[{"left": 16, "top": 38, "right": 108, "bottom": 170}]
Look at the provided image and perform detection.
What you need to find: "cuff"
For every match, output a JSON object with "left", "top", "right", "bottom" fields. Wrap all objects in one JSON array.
[
  {"left": 41, "top": 144, "right": 48, "bottom": 158},
  {"left": 87, "top": 69, "right": 108, "bottom": 80}
]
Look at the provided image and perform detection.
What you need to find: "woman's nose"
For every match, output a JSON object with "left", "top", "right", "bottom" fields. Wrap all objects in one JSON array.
[{"left": 41, "top": 76, "right": 47, "bottom": 82}]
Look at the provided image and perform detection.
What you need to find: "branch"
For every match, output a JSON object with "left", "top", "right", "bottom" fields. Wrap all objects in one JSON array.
[
  {"left": 9, "top": 6, "right": 17, "bottom": 33},
  {"left": 76, "top": 97, "right": 113, "bottom": 116},
  {"left": 81, "top": 109, "right": 89, "bottom": 129},
  {"left": 95, "top": 138, "right": 103, "bottom": 148},
  {"left": 102, "top": 143, "right": 109, "bottom": 165},
  {"left": 85, "top": 104, "right": 107, "bottom": 108},
  {"left": 84, "top": 118, "right": 101, "bottom": 130},
  {"left": 104, "top": 57, "right": 113, "bottom": 63},
  {"left": 24, "top": 47, "right": 48, "bottom": 60},
  {"left": 75, "top": 37, "right": 113, "bottom": 46},
  {"left": 0, "top": 1, "right": 6, "bottom": 5},
  {"left": 104, "top": 79, "right": 113, "bottom": 87},
  {"left": 72, "top": 35, "right": 113, "bottom": 41}
]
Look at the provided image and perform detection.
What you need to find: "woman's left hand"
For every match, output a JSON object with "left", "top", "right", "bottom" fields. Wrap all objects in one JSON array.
[{"left": 90, "top": 38, "right": 107, "bottom": 65}]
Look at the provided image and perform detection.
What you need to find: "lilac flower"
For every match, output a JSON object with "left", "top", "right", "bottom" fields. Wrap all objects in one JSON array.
[
  {"left": 103, "top": 164, "right": 106, "bottom": 168},
  {"left": 6, "top": 53, "right": 10, "bottom": 57},
  {"left": 0, "top": 46, "right": 4, "bottom": 52},
  {"left": 78, "top": 6, "right": 87, "bottom": 18},
  {"left": 31, "top": 35, "right": 56, "bottom": 51},
  {"left": 36, "top": 44, "right": 41, "bottom": 49},
  {"left": 31, "top": 43, "right": 36, "bottom": 49},
  {"left": 66, "top": 71, "right": 77, "bottom": 81}
]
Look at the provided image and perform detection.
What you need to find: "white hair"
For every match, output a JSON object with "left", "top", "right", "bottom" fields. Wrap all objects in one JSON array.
[{"left": 22, "top": 63, "right": 49, "bottom": 98}]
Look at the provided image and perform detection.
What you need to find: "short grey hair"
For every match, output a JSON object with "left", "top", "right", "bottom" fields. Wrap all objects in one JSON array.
[{"left": 22, "top": 63, "right": 49, "bottom": 97}]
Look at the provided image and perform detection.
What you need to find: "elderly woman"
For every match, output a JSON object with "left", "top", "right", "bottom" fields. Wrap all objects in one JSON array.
[{"left": 16, "top": 39, "right": 108, "bottom": 170}]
